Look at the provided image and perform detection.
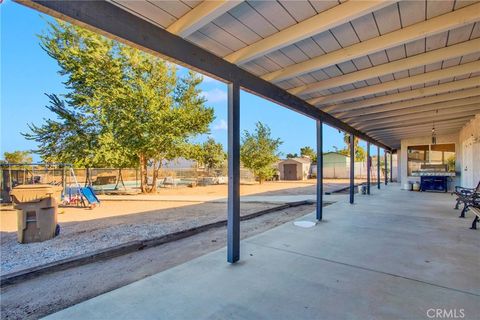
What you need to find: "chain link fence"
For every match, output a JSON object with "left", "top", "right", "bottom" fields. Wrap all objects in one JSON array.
[{"left": 1, "top": 165, "right": 256, "bottom": 202}]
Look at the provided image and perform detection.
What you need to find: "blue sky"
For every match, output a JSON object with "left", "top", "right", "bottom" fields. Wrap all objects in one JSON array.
[{"left": 1, "top": 1, "right": 368, "bottom": 162}]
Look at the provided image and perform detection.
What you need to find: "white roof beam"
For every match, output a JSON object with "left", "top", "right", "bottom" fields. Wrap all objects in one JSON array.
[
  {"left": 369, "top": 126, "right": 465, "bottom": 139},
  {"left": 336, "top": 88, "right": 480, "bottom": 118},
  {"left": 352, "top": 104, "right": 480, "bottom": 127},
  {"left": 372, "top": 129, "right": 462, "bottom": 142},
  {"left": 342, "top": 97, "right": 480, "bottom": 122},
  {"left": 368, "top": 116, "right": 474, "bottom": 132},
  {"left": 309, "top": 61, "right": 480, "bottom": 105},
  {"left": 225, "top": 0, "right": 393, "bottom": 64},
  {"left": 357, "top": 108, "right": 480, "bottom": 131},
  {"left": 167, "top": 1, "right": 243, "bottom": 37},
  {"left": 262, "top": 3, "right": 480, "bottom": 82},
  {"left": 371, "top": 125, "right": 464, "bottom": 136},
  {"left": 324, "top": 77, "right": 480, "bottom": 113},
  {"left": 289, "top": 39, "right": 480, "bottom": 96},
  {"left": 369, "top": 127, "right": 466, "bottom": 141}
]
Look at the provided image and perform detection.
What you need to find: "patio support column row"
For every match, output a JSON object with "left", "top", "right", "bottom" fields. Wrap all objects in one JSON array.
[
  {"left": 350, "top": 134, "right": 355, "bottom": 204},
  {"left": 227, "top": 82, "right": 240, "bottom": 263},
  {"left": 367, "top": 142, "right": 371, "bottom": 195},
  {"left": 377, "top": 146, "right": 381, "bottom": 189},
  {"left": 316, "top": 120, "right": 323, "bottom": 221},
  {"left": 385, "top": 150, "right": 388, "bottom": 186}
]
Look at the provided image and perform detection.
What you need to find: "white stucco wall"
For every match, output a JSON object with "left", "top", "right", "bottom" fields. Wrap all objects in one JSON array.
[
  {"left": 458, "top": 115, "right": 480, "bottom": 188},
  {"left": 397, "top": 113, "right": 480, "bottom": 190},
  {"left": 398, "top": 133, "right": 460, "bottom": 191}
]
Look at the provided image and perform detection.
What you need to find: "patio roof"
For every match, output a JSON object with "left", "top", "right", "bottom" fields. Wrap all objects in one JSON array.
[{"left": 19, "top": 0, "right": 480, "bottom": 150}]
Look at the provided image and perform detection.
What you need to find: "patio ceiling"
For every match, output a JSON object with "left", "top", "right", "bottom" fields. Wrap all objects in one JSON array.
[{"left": 20, "top": 0, "right": 480, "bottom": 149}]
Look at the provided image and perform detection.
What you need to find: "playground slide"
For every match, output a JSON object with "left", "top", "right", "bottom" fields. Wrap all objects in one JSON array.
[{"left": 80, "top": 186, "right": 100, "bottom": 205}]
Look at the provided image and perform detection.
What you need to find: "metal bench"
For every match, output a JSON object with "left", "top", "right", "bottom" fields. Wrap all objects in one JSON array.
[
  {"left": 453, "top": 181, "right": 480, "bottom": 218},
  {"left": 469, "top": 206, "right": 480, "bottom": 230}
]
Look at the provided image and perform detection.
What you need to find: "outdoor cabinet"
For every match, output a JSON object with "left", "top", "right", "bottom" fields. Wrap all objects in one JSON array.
[{"left": 420, "top": 176, "right": 448, "bottom": 193}]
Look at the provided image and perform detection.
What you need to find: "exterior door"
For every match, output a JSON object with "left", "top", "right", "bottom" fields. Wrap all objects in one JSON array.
[
  {"left": 463, "top": 137, "right": 474, "bottom": 188},
  {"left": 284, "top": 164, "right": 298, "bottom": 180}
]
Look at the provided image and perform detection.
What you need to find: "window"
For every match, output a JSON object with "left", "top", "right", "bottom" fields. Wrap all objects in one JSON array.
[
  {"left": 431, "top": 144, "right": 455, "bottom": 171},
  {"left": 407, "top": 145, "right": 428, "bottom": 176},
  {"left": 407, "top": 144, "right": 455, "bottom": 176}
]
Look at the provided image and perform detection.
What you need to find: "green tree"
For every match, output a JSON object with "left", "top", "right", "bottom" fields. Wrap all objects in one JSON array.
[
  {"left": 24, "top": 21, "right": 214, "bottom": 192},
  {"left": 300, "top": 146, "right": 317, "bottom": 163},
  {"left": 2, "top": 151, "right": 33, "bottom": 164},
  {"left": 338, "top": 133, "right": 366, "bottom": 162},
  {"left": 286, "top": 153, "right": 298, "bottom": 159},
  {"left": 241, "top": 122, "right": 282, "bottom": 184},
  {"left": 189, "top": 138, "right": 226, "bottom": 171}
]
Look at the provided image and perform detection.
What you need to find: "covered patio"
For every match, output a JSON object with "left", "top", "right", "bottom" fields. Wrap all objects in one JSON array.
[
  {"left": 13, "top": 0, "right": 480, "bottom": 318},
  {"left": 44, "top": 185, "right": 479, "bottom": 319}
]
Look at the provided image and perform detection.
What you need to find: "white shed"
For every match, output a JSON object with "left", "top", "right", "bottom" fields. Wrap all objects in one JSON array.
[{"left": 278, "top": 158, "right": 311, "bottom": 180}]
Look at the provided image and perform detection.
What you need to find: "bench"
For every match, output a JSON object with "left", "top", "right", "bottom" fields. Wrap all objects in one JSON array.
[
  {"left": 469, "top": 206, "right": 480, "bottom": 230},
  {"left": 93, "top": 175, "right": 117, "bottom": 185},
  {"left": 453, "top": 181, "right": 480, "bottom": 218}
]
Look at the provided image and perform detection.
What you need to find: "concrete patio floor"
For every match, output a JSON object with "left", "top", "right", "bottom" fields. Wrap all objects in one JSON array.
[{"left": 44, "top": 184, "right": 480, "bottom": 320}]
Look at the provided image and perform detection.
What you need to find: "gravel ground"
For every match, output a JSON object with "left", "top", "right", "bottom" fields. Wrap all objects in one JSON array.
[{"left": 1, "top": 201, "right": 279, "bottom": 275}]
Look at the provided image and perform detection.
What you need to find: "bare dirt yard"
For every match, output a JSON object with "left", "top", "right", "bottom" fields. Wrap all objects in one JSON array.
[
  {"left": 0, "top": 179, "right": 363, "bottom": 276},
  {"left": 0, "top": 179, "right": 362, "bottom": 276}
]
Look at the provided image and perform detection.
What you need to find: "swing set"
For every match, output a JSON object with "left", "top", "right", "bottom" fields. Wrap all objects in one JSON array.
[{"left": 0, "top": 163, "right": 100, "bottom": 208}]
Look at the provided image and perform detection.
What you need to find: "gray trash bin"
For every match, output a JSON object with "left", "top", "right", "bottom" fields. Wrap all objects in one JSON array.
[{"left": 10, "top": 185, "right": 62, "bottom": 243}]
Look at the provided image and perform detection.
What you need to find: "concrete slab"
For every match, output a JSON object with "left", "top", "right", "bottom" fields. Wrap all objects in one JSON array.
[{"left": 44, "top": 184, "right": 480, "bottom": 320}]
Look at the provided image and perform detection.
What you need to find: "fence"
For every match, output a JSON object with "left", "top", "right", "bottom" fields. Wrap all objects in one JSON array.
[
  {"left": 1, "top": 161, "right": 396, "bottom": 203},
  {"left": 0, "top": 165, "right": 255, "bottom": 202},
  {"left": 311, "top": 161, "right": 398, "bottom": 180}
]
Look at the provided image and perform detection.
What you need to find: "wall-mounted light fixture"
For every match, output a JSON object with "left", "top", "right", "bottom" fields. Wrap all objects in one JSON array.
[{"left": 431, "top": 110, "right": 438, "bottom": 145}]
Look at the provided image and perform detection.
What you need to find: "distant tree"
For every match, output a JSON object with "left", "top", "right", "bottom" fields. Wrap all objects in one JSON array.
[
  {"left": 338, "top": 133, "right": 366, "bottom": 162},
  {"left": 24, "top": 21, "right": 214, "bottom": 192},
  {"left": 188, "top": 138, "right": 226, "bottom": 171},
  {"left": 286, "top": 153, "right": 298, "bottom": 159},
  {"left": 241, "top": 122, "right": 282, "bottom": 184},
  {"left": 300, "top": 146, "right": 317, "bottom": 163},
  {"left": 2, "top": 151, "right": 33, "bottom": 164}
]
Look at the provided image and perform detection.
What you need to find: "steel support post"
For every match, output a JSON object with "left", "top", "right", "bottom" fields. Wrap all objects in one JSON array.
[
  {"left": 316, "top": 120, "right": 323, "bottom": 220},
  {"left": 377, "top": 146, "right": 381, "bottom": 189},
  {"left": 227, "top": 82, "right": 240, "bottom": 263},
  {"left": 390, "top": 152, "right": 393, "bottom": 182},
  {"left": 350, "top": 134, "right": 355, "bottom": 204},
  {"left": 367, "top": 142, "right": 371, "bottom": 195},
  {"left": 385, "top": 151, "right": 388, "bottom": 185}
]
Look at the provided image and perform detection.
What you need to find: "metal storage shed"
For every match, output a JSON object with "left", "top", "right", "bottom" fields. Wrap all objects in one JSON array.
[{"left": 278, "top": 157, "right": 312, "bottom": 180}]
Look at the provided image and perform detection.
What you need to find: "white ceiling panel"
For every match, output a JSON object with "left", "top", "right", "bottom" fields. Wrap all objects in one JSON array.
[
  {"left": 373, "top": 3, "right": 401, "bottom": 35},
  {"left": 311, "top": 31, "right": 342, "bottom": 53},
  {"left": 228, "top": 2, "right": 277, "bottom": 38},
  {"left": 309, "top": 0, "right": 340, "bottom": 13},
  {"left": 213, "top": 14, "right": 262, "bottom": 45},
  {"left": 399, "top": 0, "right": 426, "bottom": 27},
  {"left": 279, "top": 0, "right": 317, "bottom": 22},
  {"left": 149, "top": 1, "right": 191, "bottom": 18},
  {"left": 426, "top": 0, "right": 454, "bottom": 19},
  {"left": 330, "top": 22, "right": 360, "bottom": 48},
  {"left": 248, "top": 0, "right": 296, "bottom": 31}
]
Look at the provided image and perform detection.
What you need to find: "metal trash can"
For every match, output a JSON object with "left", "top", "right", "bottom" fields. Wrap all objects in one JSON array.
[{"left": 10, "top": 185, "right": 62, "bottom": 243}]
